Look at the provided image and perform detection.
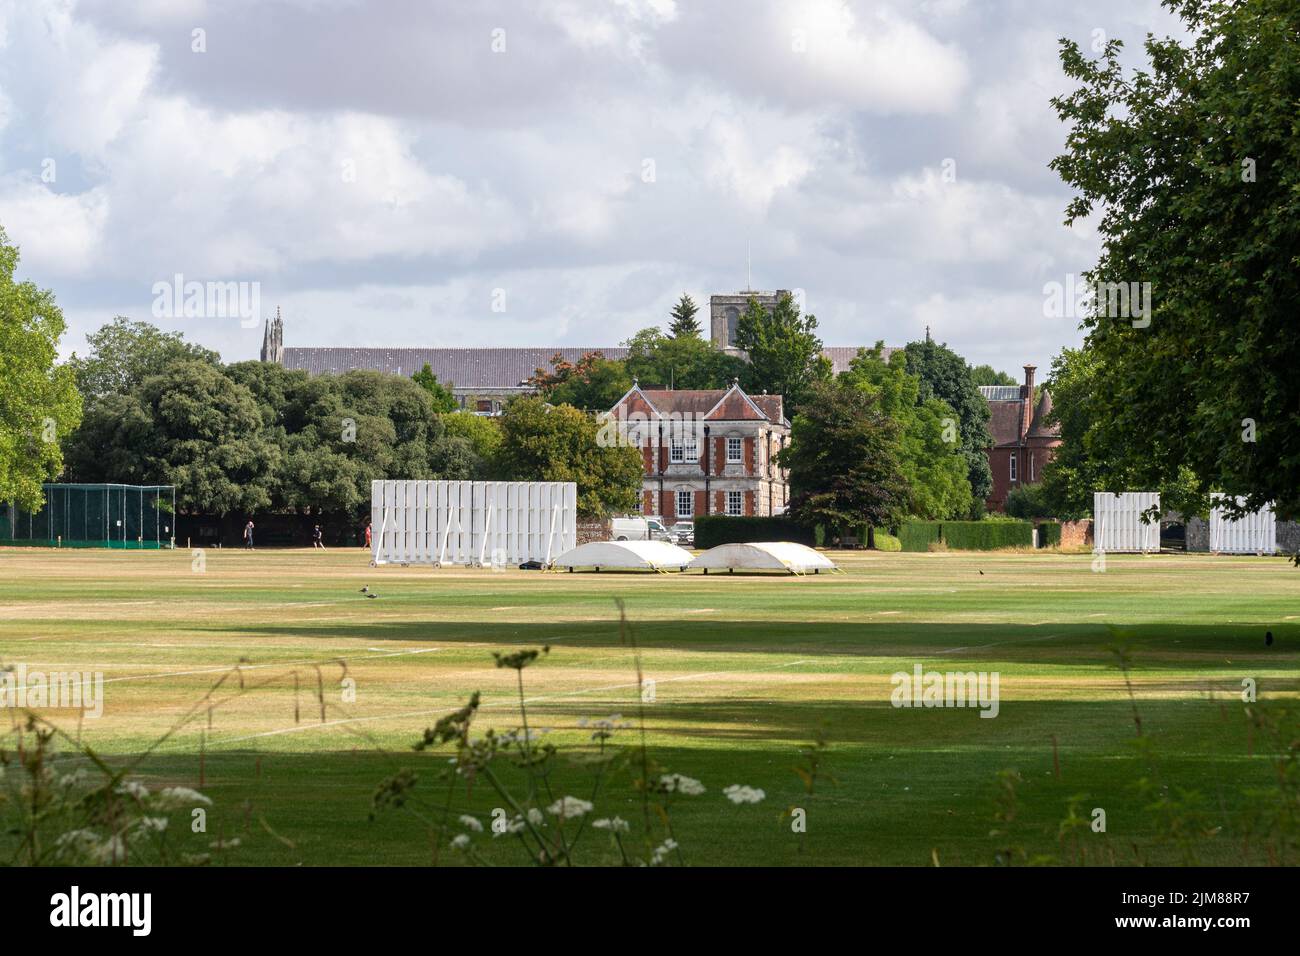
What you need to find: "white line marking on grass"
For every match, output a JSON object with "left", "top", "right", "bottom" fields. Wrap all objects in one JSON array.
[{"left": 937, "top": 633, "right": 1070, "bottom": 655}]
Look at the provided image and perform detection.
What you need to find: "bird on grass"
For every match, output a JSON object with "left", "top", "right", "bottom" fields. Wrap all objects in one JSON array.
[
  {"left": 366, "top": 592, "right": 379, "bottom": 599},
  {"left": 359, "top": 585, "right": 369, "bottom": 593},
  {"left": 978, "top": 570, "right": 984, "bottom": 576},
  {"left": 1265, "top": 631, "right": 1274, "bottom": 647}
]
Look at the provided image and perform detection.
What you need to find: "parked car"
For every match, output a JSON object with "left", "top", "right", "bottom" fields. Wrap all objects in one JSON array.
[
  {"left": 670, "top": 521, "right": 695, "bottom": 547},
  {"left": 610, "top": 515, "right": 673, "bottom": 542}
]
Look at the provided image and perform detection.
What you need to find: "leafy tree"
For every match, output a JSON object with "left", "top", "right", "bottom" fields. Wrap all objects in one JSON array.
[
  {"left": 1004, "top": 483, "right": 1052, "bottom": 520},
  {"left": 412, "top": 363, "right": 458, "bottom": 414},
  {"left": 68, "top": 317, "right": 219, "bottom": 405},
  {"left": 65, "top": 361, "right": 278, "bottom": 515},
  {"left": 970, "top": 365, "right": 1017, "bottom": 387},
  {"left": 779, "top": 378, "right": 910, "bottom": 540},
  {"left": 668, "top": 293, "right": 703, "bottom": 338},
  {"left": 734, "top": 292, "right": 830, "bottom": 415},
  {"left": 492, "top": 397, "right": 642, "bottom": 517},
  {"left": 528, "top": 351, "right": 631, "bottom": 412},
  {"left": 1049, "top": 0, "right": 1300, "bottom": 519},
  {"left": 841, "top": 345, "right": 972, "bottom": 520},
  {"left": 902, "top": 338, "right": 993, "bottom": 509},
  {"left": 441, "top": 411, "right": 502, "bottom": 475},
  {"left": 622, "top": 327, "right": 747, "bottom": 390},
  {"left": 0, "top": 227, "right": 83, "bottom": 511}
]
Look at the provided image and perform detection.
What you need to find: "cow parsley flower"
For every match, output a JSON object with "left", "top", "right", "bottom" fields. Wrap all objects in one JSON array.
[
  {"left": 459, "top": 815, "right": 484, "bottom": 832},
  {"left": 650, "top": 838, "right": 679, "bottom": 866},
  {"left": 451, "top": 834, "right": 472, "bottom": 850},
  {"left": 660, "top": 773, "right": 706, "bottom": 795},
  {"left": 154, "top": 786, "right": 213, "bottom": 809},
  {"left": 723, "top": 784, "right": 766, "bottom": 804},
  {"left": 547, "top": 796, "right": 594, "bottom": 819},
  {"left": 592, "top": 817, "right": 630, "bottom": 833}
]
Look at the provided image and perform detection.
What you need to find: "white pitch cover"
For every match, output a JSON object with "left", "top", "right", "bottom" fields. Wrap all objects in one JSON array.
[
  {"left": 372, "top": 480, "right": 577, "bottom": 567},
  {"left": 1092, "top": 492, "right": 1161, "bottom": 553}
]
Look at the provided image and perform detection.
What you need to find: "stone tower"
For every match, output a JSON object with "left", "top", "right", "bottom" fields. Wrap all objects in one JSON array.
[
  {"left": 709, "top": 290, "right": 788, "bottom": 355},
  {"left": 260, "top": 307, "right": 284, "bottom": 364}
]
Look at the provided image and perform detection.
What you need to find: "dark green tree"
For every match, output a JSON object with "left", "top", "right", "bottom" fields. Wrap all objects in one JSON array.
[
  {"left": 491, "top": 396, "right": 642, "bottom": 517},
  {"left": 622, "top": 327, "right": 747, "bottom": 390},
  {"left": 841, "top": 345, "right": 972, "bottom": 520},
  {"left": 68, "top": 317, "right": 219, "bottom": 405},
  {"left": 411, "top": 363, "right": 458, "bottom": 414},
  {"left": 970, "top": 365, "right": 1017, "bottom": 387},
  {"left": 902, "top": 338, "right": 993, "bottom": 510},
  {"left": 734, "top": 292, "right": 830, "bottom": 415},
  {"left": 779, "top": 378, "right": 910, "bottom": 541},
  {"left": 1049, "top": 0, "right": 1300, "bottom": 519},
  {"left": 668, "top": 293, "right": 702, "bottom": 338}
]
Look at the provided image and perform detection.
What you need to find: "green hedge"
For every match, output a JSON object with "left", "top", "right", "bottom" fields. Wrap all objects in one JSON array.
[
  {"left": 898, "top": 521, "right": 943, "bottom": 552},
  {"left": 897, "top": 519, "right": 1033, "bottom": 551},
  {"left": 693, "top": 515, "right": 816, "bottom": 549},
  {"left": 873, "top": 532, "right": 902, "bottom": 552},
  {"left": 940, "top": 520, "right": 1033, "bottom": 550},
  {"left": 1037, "top": 522, "right": 1062, "bottom": 548}
]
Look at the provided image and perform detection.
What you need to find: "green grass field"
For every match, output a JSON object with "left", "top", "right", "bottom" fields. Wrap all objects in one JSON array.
[{"left": 1, "top": 546, "right": 1297, "bottom": 866}]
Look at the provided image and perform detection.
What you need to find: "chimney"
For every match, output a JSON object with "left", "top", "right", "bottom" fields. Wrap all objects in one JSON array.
[{"left": 1020, "top": 365, "right": 1036, "bottom": 440}]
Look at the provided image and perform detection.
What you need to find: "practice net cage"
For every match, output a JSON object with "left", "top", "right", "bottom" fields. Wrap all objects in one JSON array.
[{"left": 0, "top": 483, "right": 177, "bottom": 549}]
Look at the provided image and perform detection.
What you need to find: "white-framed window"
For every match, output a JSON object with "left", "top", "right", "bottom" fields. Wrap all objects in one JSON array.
[
  {"left": 683, "top": 434, "right": 699, "bottom": 463},
  {"left": 1009, "top": 453, "right": 1018, "bottom": 482},
  {"left": 676, "top": 490, "right": 693, "bottom": 518},
  {"left": 727, "top": 437, "right": 743, "bottom": 463},
  {"left": 670, "top": 438, "right": 684, "bottom": 463},
  {"left": 726, "top": 491, "right": 743, "bottom": 516}
]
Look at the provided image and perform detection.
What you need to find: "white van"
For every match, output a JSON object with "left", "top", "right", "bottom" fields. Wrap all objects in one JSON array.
[{"left": 610, "top": 515, "right": 673, "bottom": 542}]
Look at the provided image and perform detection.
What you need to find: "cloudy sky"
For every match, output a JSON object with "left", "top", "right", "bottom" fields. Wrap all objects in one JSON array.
[{"left": 0, "top": 0, "right": 1183, "bottom": 376}]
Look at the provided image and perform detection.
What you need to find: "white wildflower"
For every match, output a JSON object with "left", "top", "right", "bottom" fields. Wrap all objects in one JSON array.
[
  {"left": 592, "top": 817, "right": 630, "bottom": 833},
  {"left": 115, "top": 779, "right": 150, "bottom": 801},
  {"left": 137, "top": 816, "right": 169, "bottom": 833},
  {"left": 723, "top": 784, "right": 766, "bottom": 804},
  {"left": 90, "top": 835, "right": 127, "bottom": 864},
  {"left": 154, "top": 786, "right": 212, "bottom": 809},
  {"left": 527, "top": 807, "right": 544, "bottom": 826},
  {"left": 451, "top": 834, "right": 472, "bottom": 850},
  {"left": 660, "top": 773, "right": 706, "bottom": 796},
  {"left": 547, "top": 796, "right": 594, "bottom": 819},
  {"left": 458, "top": 815, "right": 484, "bottom": 833},
  {"left": 650, "top": 838, "right": 679, "bottom": 865}
]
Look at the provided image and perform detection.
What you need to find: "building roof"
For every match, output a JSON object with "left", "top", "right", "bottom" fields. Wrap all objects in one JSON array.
[
  {"left": 279, "top": 343, "right": 887, "bottom": 386},
  {"left": 615, "top": 383, "right": 786, "bottom": 425},
  {"left": 280, "top": 347, "right": 629, "bottom": 388},
  {"left": 978, "top": 385, "right": 1021, "bottom": 401},
  {"left": 1027, "top": 390, "right": 1059, "bottom": 438},
  {"left": 986, "top": 397, "right": 1026, "bottom": 446}
]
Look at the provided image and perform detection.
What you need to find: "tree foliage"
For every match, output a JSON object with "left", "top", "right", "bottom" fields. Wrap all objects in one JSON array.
[
  {"left": 902, "top": 339, "right": 993, "bottom": 507},
  {"left": 67, "top": 316, "right": 219, "bottom": 405},
  {"left": 411, "top": 364, "right": 458, "bottom": 414},
  {"left": 970, "top": 365, "right": 1017, "bottom": 387},
  {"left": 491, "top": 397, "right": 643, "bottom": 517},
  {"left": 1049, "top": 0, "right": 1300, "bottom": 518},
  {"left": 528, "top": 351, "right": 631, "bottom": 412},
  {"left": 841, "top": 345, "right": 972, "bottom": 520},
  {"left": 667, "top": 293, "right": 703, "bottom": 338},
  {"left": 734, "top": 292, "right": 830, "bottom": 415},
  {"left": 779, "top": 378, "right": 910, "bottom": 535},
  {"left": 0, "top": 227, "right": 83, "bottom": 511},
  {"left": 622, "top": 327, "right": 747, "bottom": 390}
]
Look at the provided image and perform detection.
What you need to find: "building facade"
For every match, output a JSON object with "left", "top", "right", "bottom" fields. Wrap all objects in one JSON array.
[
  {"left": 982, "top": 365, "right": 1061, "bottom": 511},
  {"left": 607, "top": 382, "right": 790, "bottom": 521}
]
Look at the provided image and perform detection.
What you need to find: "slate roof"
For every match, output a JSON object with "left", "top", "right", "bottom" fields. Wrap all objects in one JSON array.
[
  {"left": 280, "top": 347, "right": 629, "bottom": 388},
  {"left": 978, "top": 385, "right": 1021, "bottom": 402}
]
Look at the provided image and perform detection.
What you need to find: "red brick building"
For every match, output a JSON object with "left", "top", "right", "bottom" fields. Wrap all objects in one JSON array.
[
  {"left": 607, "top": 381, "right": 790, "bottom": 521},
  {"left": 983, "top": 365, "right": 1061, "bottom": 511}
]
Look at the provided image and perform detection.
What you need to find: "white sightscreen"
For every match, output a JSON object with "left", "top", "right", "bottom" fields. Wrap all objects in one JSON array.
[
  {"left": 1093, "top": 492, "right": 1161, "bottom": 553},
  {"left": 371, "top": 480, "right": 577, "bottom": 566},
  {"left": 1209, "top": 495, "right": 1275, "bottom": 554}
]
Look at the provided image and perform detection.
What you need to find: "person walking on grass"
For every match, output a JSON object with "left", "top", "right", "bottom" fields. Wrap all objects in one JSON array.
[
  {"left": 364, "top": 520, "right": 372, "bottom": 550},
  {"left": 244, "top": 519, "right": 255, "bottom": 550},
  {"left": 313, "top": 524, "right": 325, "bottom": 549}
]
